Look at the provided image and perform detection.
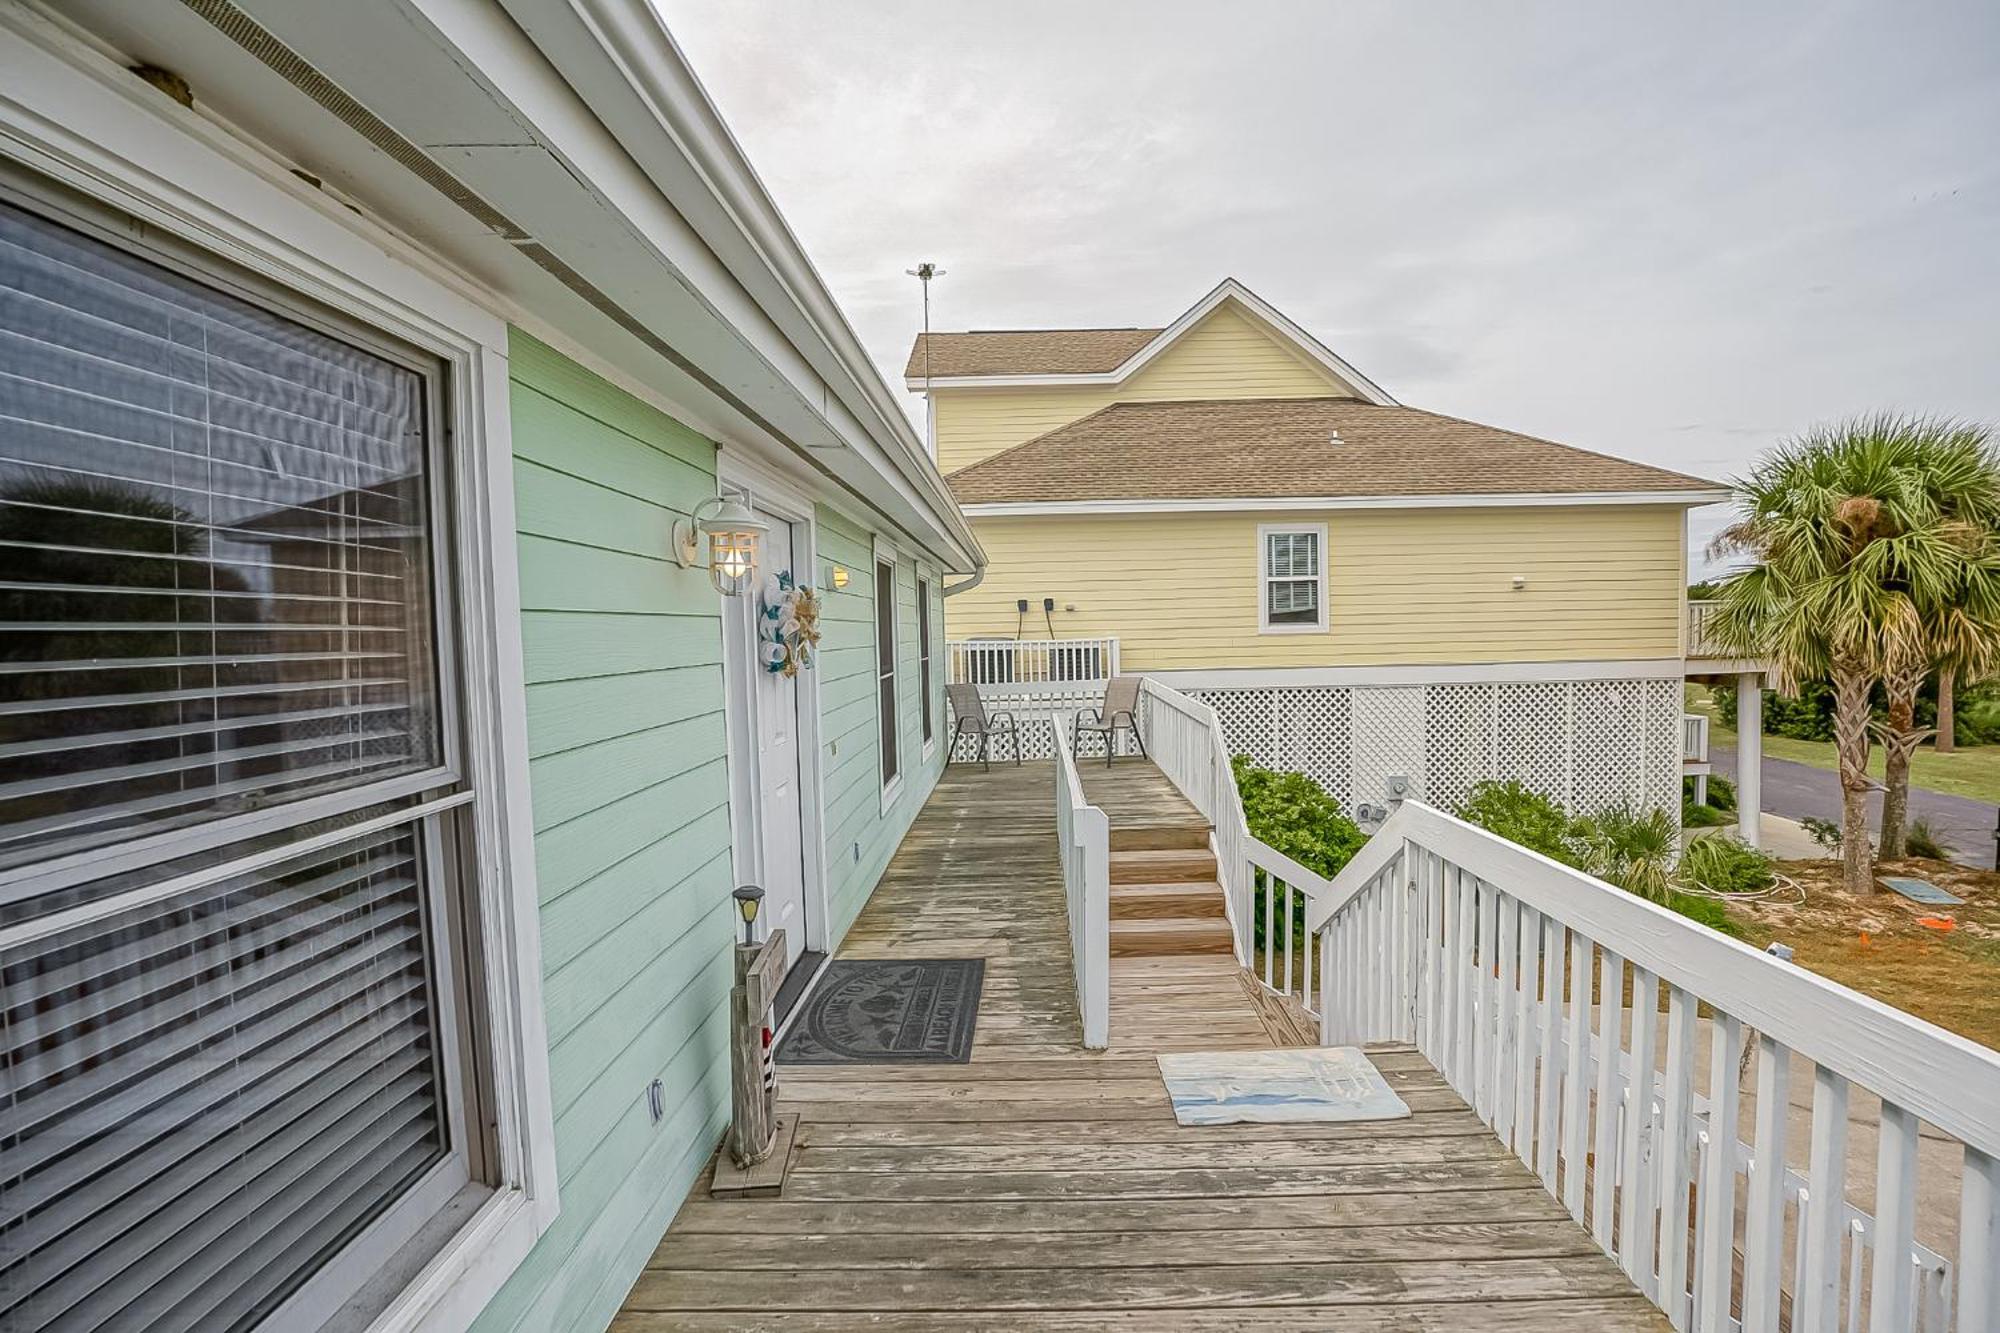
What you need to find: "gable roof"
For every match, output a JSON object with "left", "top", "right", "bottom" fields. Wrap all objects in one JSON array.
[
  {"left": 905, "top": 328, "right": 1162, "bottom": 379},
  {"left": 945, "top": 398, "right": 1723, "bottom": 507},
  {"left": 902, "top": 279, "right": 1397, "bottom": 405}
]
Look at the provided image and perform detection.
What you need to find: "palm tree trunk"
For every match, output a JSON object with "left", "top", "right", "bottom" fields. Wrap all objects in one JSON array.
[
  {"left": 1832, "top": 667, "right": 1877, "bottom": 894},
  {"left": 1879, "top": 667, "right": 1921, "bottom": 859},
  {"left": 1937, "top": 665, "right": 1956, "bottom": 754}
]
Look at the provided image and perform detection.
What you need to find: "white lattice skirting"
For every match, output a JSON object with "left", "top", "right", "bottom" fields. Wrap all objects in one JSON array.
[{"left": 1179, "top": 677, "right": 1683, "bottom": 818}]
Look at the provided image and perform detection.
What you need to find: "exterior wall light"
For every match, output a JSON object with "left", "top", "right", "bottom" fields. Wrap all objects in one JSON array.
[{"left": 675, "top": 496, "right": 770, "bottom": 597}]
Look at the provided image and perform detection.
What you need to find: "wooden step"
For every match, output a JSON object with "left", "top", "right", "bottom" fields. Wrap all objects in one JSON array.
[
  {"left": 1109, "top": 881, "right": 1228, "bottom": 921},
  {"left": 1108, "top": 847, "right": 1218, "bottom": 885},
  {"left": 1108, "top": 823, "right": 1211, "bottom": 853},
  {"left": 1109, "top": 916, "right": 1237, "bottom": 957}
]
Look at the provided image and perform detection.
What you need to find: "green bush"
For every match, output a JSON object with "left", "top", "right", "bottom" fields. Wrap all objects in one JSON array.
[
  {"left": 1679, "top": 835, "right": 1775, "bottom": 895},
  {"left": 1704, "top": 773, "right": 1736, "bottom": 812},
  {"left": 1682, "top": 801, "right": 1729, "bottom": 828},
  {"left": 1231, "top": 757, "right": 1367, "bottom": 952},
  {"left": 1573, "top": 805, "right": 1678, "bottom": 904},
  {"left": 1903, "top": 818, "right": 1948, "bottom": 860},
  {"left": 1800, "top": 815, "right": 1844, "bottom": 853},
  {"left": 1453, "top": 780, "right": 1584, "bottom": 867},
  {"left": 1231, "top": 755, "right": 1367, "bottom": 880},
  {"left": 1664, "top": 890, "right": 1743, "bottom": 937}
]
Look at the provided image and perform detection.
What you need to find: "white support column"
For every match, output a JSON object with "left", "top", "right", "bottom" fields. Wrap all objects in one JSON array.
[{"left": 1737, "top": 671, "right": 1763, "bottom": 849}]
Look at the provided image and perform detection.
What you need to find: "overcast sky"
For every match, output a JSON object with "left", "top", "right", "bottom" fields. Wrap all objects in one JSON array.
[{"left": 660, "top": 2, "right": 2000, "bottom": 577}]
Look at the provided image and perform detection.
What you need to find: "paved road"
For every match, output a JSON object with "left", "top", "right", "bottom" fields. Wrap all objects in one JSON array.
[{"left": 1712, "top": 742, "right": 1997, "bottom": 866}]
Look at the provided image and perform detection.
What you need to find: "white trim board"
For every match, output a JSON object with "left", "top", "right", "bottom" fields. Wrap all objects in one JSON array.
[
  {"left": 962, "top": 490, "right": 1730, "bottom": 517},
  {"left": 904, "top": 277, "right": 1397, "bottom": 405},
  {"left": 1146, "top": 660, "right": 1687, "bottom": 689}
]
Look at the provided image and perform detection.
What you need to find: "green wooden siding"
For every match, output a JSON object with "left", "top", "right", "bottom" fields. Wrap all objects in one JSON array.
[
  {"left": 815, "top": 505, "right": 945, "bottom": 941},
  {"left": 473, "top": 332, "right": 948, "bottom": 1333}
]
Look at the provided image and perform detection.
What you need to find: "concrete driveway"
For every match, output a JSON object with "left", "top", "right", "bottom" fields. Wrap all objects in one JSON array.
[{"left": 1712, "top": 742, "right": 1997, "bottom": 866}]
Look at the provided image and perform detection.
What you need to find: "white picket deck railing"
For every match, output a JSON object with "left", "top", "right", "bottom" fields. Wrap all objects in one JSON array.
[
  {"left": 1684, "top": 713, "right": 1710, "bottom": 765},
  {"left": 947, "top": 637, "right": 1120, "bottom": 691},
  {"left": 1051, "top": 713, "right": 1110, "bottom": 1050},
  {"left": 1309, "top": 801, "right": 2000, "bottom": 1333},
  {"left": 1138, "top": 679, "right": 1250, "bottom": 956}
]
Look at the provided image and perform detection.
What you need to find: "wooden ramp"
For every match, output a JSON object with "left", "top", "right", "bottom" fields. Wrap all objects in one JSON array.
[{"left": 614, "top": 763, "right": 1666, "bottom": 1331}]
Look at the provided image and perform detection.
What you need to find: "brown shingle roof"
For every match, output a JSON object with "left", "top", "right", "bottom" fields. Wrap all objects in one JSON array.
[
  {"left": 903, "top": 328, "right": 1163, "bottom": 379},
  {"left": 945, "top": 398, "right": 1719, "bottom": 504}
]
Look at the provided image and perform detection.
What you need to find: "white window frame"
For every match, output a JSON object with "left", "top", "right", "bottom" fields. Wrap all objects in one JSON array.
[
  {"left": 1258, "top": 522, "right": 1330, "bottom": 634},
  {"left": 873, "top": 536, "right": 902, "bottom": 812},
  {"left": 0, "top": 21, "right": 557, "bottom": 1333},
  {"left": 917, "top": 573, "right": 937, "bottom": 760}
]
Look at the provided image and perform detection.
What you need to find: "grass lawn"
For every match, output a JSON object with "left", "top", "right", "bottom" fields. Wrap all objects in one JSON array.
[{"left": 1686, "top": 687, "right": 2000, "bottom": 804}]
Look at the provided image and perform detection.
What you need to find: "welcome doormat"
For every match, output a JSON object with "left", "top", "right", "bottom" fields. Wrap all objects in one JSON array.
[
  {"left": 1156, "top": 1046, "right": 1412, "bottom": 1126},
  {"left": 775, "top": 958, "right": 983, "bottom": 1064}
]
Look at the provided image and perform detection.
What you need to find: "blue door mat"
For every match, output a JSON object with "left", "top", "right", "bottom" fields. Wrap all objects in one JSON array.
[
  {"left": 1880, "top": 876, "right": 1963, "bottom": 906},
  {"left": 1156, "top": 1046, "right": 1411, "bottom": 1126}
]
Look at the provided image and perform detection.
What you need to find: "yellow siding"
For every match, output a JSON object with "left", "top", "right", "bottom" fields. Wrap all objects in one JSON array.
[
  {"left": 944, "top": 507, "right": 1684, "bottom": 668},
  {"left": 931, "top": 303, "right": 1351, "bottom": 474}
]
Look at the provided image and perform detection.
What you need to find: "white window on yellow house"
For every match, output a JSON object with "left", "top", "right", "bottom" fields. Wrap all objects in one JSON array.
[{"left": 1259, "top": 523, "right": 1328, "bottom": 633}]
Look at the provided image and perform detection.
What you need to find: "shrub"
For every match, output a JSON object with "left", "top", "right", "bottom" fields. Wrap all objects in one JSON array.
[
  {"left": 1679, "top": 835, "right": 1775, "bottom": 895},
  {"left": 1682, "top": 801, "right": 1728, "bottom": 828},
  {"left": 1454, "top": 781, "right": 1584, "bottom": 867},
  {"left": 1902, "top": 818, "right": 1949, "bottom": 861},
  {"left": 1800, "top": 815, "right": 1844, "bottom": 853},
  {"left": 1231, "top": 755, "right": 1367, "bottom": 880},
  {"left": 1704, "top": 774, "right": 1736, "bottom": 812},
  {"left": 1664, "top": 890, "right": 1744, "bottom": 937},
  {"left": 1573, "top": 805, "right": 1678, "bottom": 904}
]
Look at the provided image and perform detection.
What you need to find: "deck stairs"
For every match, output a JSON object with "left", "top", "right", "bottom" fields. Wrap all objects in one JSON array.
[{"left": 1107, "top": 823, "right": 1233, "bottom": 957}]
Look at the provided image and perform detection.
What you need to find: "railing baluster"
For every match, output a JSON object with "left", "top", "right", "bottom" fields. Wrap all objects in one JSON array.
[
  {"left": 1439, "top": 866, "right": 1463, "bottom": 1088},
  {"left": 1744, "top": 1035, "right": 1793, "bottom": 1332},
  {"left": 1962, "top": 1148, "right": 1999, "bottom": 1333},
  {"left": 1696, "top": 1013, "right": 1744, "bottom": 1333},
  {"left": 1871, "top": 1100, "right": 1921, "bottom": 1333},
  {"left": 1658, "top": 985, "right": 1697, "bottom": 1328},
  {"left": 1620, "top": 967, "right": 1661, "bottom": 1297},
  {"left": 1495, "top": 895, "right": 1521, "bottom": 1146},
  {"left": 1537, "top": 912, "right": 1563, "bottom": 1190},
  {"left": 1800, "top": 1064, "right": 1852, "bottom": 1333},
  {"left": 1513, "top": 905, "right": 1541, "bottom": 1165},
  {"left": 1422, "top": 851, "right": 1443, "bottom": 1063},
  {"left": 1591, "top": 948, "right": 1624, "bottom": 1252},
  {"left": 1476, "top": 877, "right": 1500, "bottom": 1121},
  {"left": 1562, "top": 929, "right": 1592, "bottom": 1222}
]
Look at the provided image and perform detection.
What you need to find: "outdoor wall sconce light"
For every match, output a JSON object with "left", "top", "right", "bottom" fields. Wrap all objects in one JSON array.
[
  {"left": 1511, "top": 574, "right": 1528, "bottom": 591},
  {"left": 829, "top": 564, "right": 850, "bottom": 590},
  {"left": 675, "top": 496, "right": 769, "bottom": 597}
]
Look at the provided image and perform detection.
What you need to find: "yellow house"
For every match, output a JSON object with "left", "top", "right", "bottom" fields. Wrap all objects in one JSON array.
[{"left": 912, "top": 279, "right": 1729, "bottom": 816}]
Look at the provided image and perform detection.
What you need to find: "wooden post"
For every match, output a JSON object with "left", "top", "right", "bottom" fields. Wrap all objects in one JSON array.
[{"left": 717, "top": 928, "right": 790, "bottom": 1193}]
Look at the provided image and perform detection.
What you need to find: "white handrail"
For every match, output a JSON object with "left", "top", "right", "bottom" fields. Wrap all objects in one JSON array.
[
  {"left": 1138, "top": 678, "right": 1249, "bottom": 960},
  {"left": 948, "top": 637, "right": 1119, "bottom": 690},
  {"left": 1051, "top": 713, "right": 1110, "bottom": 1049},
  {"left": 1312, "top": 799, "right": 2000, "bottom": 1333},
  {"left": 1683, "top": 713, "right": 1710, "bottom": 764}
]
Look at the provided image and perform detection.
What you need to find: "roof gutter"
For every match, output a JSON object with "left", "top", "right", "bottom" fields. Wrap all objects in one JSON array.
[{"left": 941, "top": 566, "right": 986, "bottom": 598}]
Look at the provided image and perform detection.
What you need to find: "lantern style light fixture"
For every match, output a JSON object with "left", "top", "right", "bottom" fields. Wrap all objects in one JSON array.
[
  {"left": 675, "top": 496, "right": 769, "bottom": 596},
  {"left": 731, "top": 884, "right": 764, "bottom": 946}
]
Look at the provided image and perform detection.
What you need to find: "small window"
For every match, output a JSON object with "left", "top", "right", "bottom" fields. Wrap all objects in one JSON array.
[
  {"left": 917, "top": 579, "right": 935, "bottom": 748},
  {"left": 1259, "top": 524, "right": 1327, "bottom": 633},
  {"left": 875, "top": 557, "right": 898, "bottom": 787}
]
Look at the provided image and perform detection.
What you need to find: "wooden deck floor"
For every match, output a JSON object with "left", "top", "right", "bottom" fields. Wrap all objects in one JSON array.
[{"left": 613, "top": 763, "right": 1666, "bottom": 1331}]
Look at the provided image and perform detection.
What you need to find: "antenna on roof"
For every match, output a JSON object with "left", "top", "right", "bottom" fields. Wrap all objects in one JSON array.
[{"left": 907, "top": 262, "right": 945, "bottom": 458}]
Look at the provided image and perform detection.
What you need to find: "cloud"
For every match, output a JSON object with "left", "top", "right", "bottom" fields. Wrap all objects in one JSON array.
[{"left": 658, "top": 0, "right": 2000, "bottom": 576}]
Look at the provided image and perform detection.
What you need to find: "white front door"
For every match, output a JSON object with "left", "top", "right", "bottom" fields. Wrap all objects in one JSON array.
[{"left": 750, "top": 511, "right": 809, "bottom": 968}]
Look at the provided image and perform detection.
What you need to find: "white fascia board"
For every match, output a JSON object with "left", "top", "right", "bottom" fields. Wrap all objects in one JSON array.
[
  {"left": 1146, "top": 660, "right": 1687, "bottom": 689},
  {"left": 470, "top": 0, "right": 980, "bottom": 571},
  {"left": 903, "top": 278, "right": 1397, "bottom": 406},
  {"left": 960, "top": 490, "right": 1733, "bottom": 517}
]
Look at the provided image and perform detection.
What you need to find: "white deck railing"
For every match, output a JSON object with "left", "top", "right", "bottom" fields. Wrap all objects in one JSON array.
[
  {"left": 948, "top": 637, "right": 1119, "bottom": 691},
  {"left": 1138, "top": 679, "right": 1249, "bottom": 956},
  {"left": 1308, "top": 801, "right": 2000, "bottom": 1333},
  {"left": 1684, "top": 713, "right": 1710, "bottom": 765},
  {"left": 1051, "top": 714, "right": 1110, "bottom": 1050}
]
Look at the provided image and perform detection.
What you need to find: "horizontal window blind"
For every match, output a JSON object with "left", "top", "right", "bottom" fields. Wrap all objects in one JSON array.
[
  {"left": 0, "top": 822, "right": 446, "bottom": 1332},
  {"left": 0, "top": 197, "right": 443, "bottom": 873}
]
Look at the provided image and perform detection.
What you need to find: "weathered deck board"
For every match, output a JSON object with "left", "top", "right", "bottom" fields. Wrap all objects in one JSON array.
[{"left": 616, "top": 762, "right": 1665, "bottom": 1330}]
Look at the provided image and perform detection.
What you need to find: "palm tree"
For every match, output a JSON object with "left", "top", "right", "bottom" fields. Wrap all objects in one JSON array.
[
  {"left": 1708, "top": 415, "right": 1977, "bottom": 895},
  {"left": 1875, "top": 424, "right": 2000, "bottom": 855}
]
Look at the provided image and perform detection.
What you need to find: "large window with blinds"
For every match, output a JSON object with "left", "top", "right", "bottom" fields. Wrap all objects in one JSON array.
[{"left": 0, "top": 184, "right": 480, "bottom": 1330}]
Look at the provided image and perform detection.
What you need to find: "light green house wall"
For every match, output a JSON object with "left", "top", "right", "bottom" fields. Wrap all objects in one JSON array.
[{"left": 473, "top": 331, "right": 948, "bottom": 1333}]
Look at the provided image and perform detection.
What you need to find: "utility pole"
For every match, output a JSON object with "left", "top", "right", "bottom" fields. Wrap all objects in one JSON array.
[{"left": 906, "top": 262, "right": 944, "bottom": 457}]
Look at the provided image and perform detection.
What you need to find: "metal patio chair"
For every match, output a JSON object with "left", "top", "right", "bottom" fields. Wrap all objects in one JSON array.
[
  {"left": 1074, "top": 676, "right": 1147, "bottom": 767},
  {"left": 946, "top": 682, "right": 1021, "bottom": 771}
]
